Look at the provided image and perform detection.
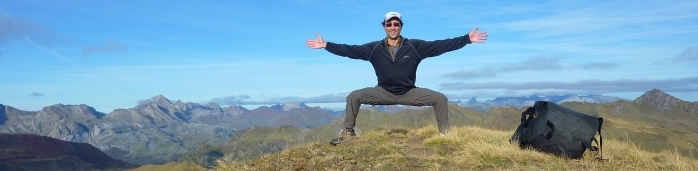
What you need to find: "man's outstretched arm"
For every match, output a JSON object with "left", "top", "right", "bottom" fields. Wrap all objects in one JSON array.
[
  {"left": 306, "top": 33, "right": 373, "bottom": 61},
  {"left": 416, "top": 27, "right": 488, "bottom": 58}
]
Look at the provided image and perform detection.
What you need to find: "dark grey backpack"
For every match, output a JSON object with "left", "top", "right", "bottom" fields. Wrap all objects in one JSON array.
[{"left": 511, "top": 101, "right": 606, "bottom": 161}]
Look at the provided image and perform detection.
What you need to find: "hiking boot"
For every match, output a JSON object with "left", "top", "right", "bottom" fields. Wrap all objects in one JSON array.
[
  {"left": 439, "top": 124, "right": 450, "bottom": 135},
  {"left": 329, "top": 128, "right": 356, "bottom": 145}
]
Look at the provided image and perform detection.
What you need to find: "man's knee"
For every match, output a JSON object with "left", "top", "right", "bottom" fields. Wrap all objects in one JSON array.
[
  {"left": 433, "top": 91, "right": 447, "bottom": 103},
  {"left": 347, "top": 89, "right": 364, "bottom": 101}
]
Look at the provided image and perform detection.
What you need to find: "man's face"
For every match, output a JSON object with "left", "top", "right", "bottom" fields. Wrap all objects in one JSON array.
[{"left": 384, "top": 18, "right": 402, "bottom": 39}]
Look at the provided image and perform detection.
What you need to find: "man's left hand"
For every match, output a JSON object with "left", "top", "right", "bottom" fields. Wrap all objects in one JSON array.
[{"left": 469, "top": 27, "right": 488, "bottom": 44}]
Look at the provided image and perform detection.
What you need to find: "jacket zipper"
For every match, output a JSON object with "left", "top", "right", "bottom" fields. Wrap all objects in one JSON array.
[{"left": 388, "top": 40, "right": 405, "bottom": 62}]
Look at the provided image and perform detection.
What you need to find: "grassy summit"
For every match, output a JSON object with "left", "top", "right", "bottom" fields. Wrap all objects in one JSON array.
[{"left": 215, "top": 125, "right": 698, "bottom": 171}]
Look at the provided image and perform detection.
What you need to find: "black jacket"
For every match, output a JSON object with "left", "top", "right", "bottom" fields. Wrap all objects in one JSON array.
[{"left": 325, "top": 34, "right": 472, "bottom": 95}]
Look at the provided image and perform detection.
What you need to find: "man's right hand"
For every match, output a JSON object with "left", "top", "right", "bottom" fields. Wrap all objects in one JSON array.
[{"left": 306, "top": 33, "right": 326, "bottom": 49}]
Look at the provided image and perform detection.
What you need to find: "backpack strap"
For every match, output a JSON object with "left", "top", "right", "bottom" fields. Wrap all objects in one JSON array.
[
  {"left": 520, "top": 107, "right": 556, "bottom": 143},
  {"left": 545, "top": 120, "right": 555, "bottom": 139},
  {"left": 578, "top": 118, "right": 608, "bottom": 162}
]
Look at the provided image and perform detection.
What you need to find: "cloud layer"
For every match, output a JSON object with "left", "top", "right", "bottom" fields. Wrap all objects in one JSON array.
[
  {"left": 210, "top": 93, "right": 347, "bottom": 106},
  {"left": 440, "top": 76, "right": 698, "bottom": 94},
  {"left": 672, "top": 47, "right": 698, "bottom": 66},
  {"left": 442, "top": 56, "right": 621, "bottom": 80},
  {"left": 575, "top": 62, "right": 620, "bottom": 69},
  {"left": 442, "top": 56, "right": 564, "bottom": 80},
  {"left": 0, "top": 14, "right": 58, "bottom": 46}
]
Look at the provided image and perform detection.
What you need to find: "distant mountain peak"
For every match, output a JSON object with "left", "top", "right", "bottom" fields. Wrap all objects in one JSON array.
[
  {"left": 282, "top": 102, "right": 307, "bottom": 111},
  {"left": 634, "top": 89, "right": 684, "bottom": 111},
  {"left": 224, "top": 105, "right": 248, "bottom": 116},
  {"left": 648, "top": 89, "right": 669, "bottom": 96},
  {"left": 466, "top": 98, "right": 479, "bottom": 103},
  {"left": 151, "top": 95, "right": 171, "bottom": 104},
  {"left": 137, "top": 95, "right": 172, "bottom": 108},
  {"left": 173, "top": 100, "right": 185, "bottom": 105},
  {"left": 204, "top": 102, "right": 221, "bottom": 109},
  {"left": 40, "top": 103, "right": 105, "bottom": 120}
]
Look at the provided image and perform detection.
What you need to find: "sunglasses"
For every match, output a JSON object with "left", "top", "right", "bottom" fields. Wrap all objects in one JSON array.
[{"left": 384, "top": 22, "right": 401, "bottom": 27}]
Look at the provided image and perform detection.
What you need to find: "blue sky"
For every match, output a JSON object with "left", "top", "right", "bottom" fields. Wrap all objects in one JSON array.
[{"left": 1, "top": 0, "right": 697, "bottom": 112}]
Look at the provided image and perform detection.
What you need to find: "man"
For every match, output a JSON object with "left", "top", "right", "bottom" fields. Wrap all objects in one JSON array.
[{"left": 306, "top": 12, "right": 488, "bottom": 145}]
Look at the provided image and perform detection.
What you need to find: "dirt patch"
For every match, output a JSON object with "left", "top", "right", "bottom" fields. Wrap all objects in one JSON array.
[
  {"left": 387, "top": 128, "right": 409, "bottom": 135},
  {"left": 407, "top": 147, "right": 437, "bottom": 157},
  {"left": 407, "top": 136, "right": 423, "bottom": 146}
]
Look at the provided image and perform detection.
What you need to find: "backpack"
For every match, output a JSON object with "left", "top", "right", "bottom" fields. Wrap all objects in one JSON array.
[{"left": 511, "top": 101, "right": 607, "bottom": 161}]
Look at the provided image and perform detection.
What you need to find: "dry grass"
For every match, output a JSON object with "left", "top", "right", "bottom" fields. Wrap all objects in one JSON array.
[
  {"left": 214, "top": 125, "right": 698, "bottom": 171},
  {"left": 126, "top": 161, "right": 205, "bottom": 171}
]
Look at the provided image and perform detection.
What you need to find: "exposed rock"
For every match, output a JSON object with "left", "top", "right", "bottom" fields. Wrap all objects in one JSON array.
[
  {"left": 610, "top": 101, "right": 639, "bottom": 117},
  {"left": 282, "top": 102, "right": 308, "bottom": 111}
]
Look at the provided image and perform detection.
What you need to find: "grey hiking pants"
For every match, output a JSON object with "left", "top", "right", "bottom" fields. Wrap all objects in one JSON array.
[{"left": 344, "top": 86, "right": 450, "bottom": 133}]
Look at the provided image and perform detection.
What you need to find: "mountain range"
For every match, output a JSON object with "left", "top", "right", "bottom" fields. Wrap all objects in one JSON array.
[
  {"left": 0, "top": 95, "right": 337, "bottom": 165},
  {"left": 176, "top": 89, "right": 698, "bottom": 168},
  {"left": 1, "top": 89, "right": 696, "bottom": 168}
]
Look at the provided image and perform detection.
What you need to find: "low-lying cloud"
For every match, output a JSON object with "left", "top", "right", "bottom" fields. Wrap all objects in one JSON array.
[
  {"left": 210, "top": 93, "right": 348, "bottom": 106},
  {"left": 440, "top": 76, "right": 698, "bottom": 94},
  {"left": 236, "top": 94, "right": 251, "bottom": 99}
]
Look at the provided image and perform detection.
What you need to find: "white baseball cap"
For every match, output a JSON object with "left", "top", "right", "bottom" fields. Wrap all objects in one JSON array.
[{"left": 384, "top": 12, "right": 402, "bottom": 22}]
